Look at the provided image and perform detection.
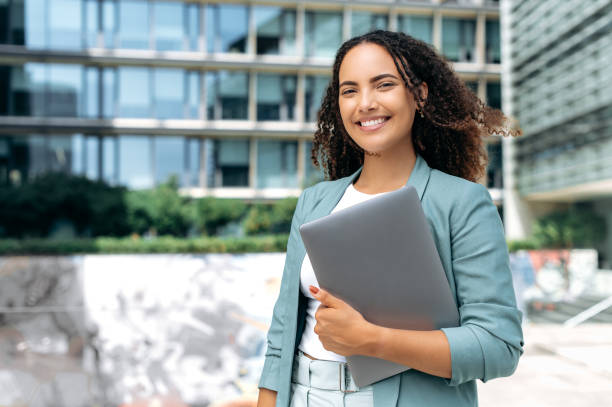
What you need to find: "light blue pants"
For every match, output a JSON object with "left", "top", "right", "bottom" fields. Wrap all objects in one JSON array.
[{"left": 289, "top": 350, "right": 374, "bottom": 407}]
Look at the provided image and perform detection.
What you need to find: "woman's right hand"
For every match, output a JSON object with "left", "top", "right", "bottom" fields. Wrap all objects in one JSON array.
[{"left": 257, "top": 388, "right": 277, "bottom": 407}]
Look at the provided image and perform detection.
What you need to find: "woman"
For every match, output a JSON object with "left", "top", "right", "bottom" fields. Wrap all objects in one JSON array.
[{"left": 257, "top": 30, "right": 524, "bottom": 407}]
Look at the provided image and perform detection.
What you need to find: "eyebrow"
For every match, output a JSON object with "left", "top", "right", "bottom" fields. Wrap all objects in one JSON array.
[{"left": 339, "top": 73, "right": 400, "bottom": 88}]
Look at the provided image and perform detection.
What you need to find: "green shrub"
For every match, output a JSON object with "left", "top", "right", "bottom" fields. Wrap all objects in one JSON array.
[
  {"left": 507, "top": 239, "right": 540, "bottom": 253},
  {"left": 244, "top": 198, "right": 297, "bottom": 236},
  {"left": 195, "top": 197, "right": 247, "bottom": 236},
  {"left": 0, "top": 172, "right": 129, "bottom": 238},
  {"left": 126, "top": 177, "right": 195, "bottom": 236},
  {"left": 532, "top": 207, "right": 606, "bottom": 249},
  {"left": 0, "top": 235, "right": 290, "bottom": 255}
]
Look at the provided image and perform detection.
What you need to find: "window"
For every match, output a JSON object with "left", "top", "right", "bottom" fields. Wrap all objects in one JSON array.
[
  {"left": 186, "top": 4, "right": 200, "bottom": 51},
  {"left": 305, "top": 75, "right": 330, "bottom": 122},
  {"left": 486, "top": 141, "right": 502, "bottom": 189},
  {"left": 102, "top": 68, "right": 116, "bottom": 118},
  {"left": 351, "top": 12, "right": 387, "bottom": 37},
  {"left": 257, "top": 74, "right": 296, "bottom": 121},
  {"left": 208, "top": 139, "right": 250, "bottom": 187},
  {"left": 47, "top": 64, "right": 83, "bottom": 117},
  {"left": 398, "top": 15, "right": 433, "bottom": 45},
  {"left": 85, "top": 0, "right": 99, "bottom": 48},
  {"left": 49, "top": 0, "right": 82, "bottom": 49},
  {"left": 154, "top": 136, "right": 185, "bottom": 185},
  {"left": 154, "top": 2, "right": 184, "bottom": 51},
  {"left": 9, "top": 63, "right": 46, "bottom": 116},
  {"left": 119, "top": 135, "right": 153, "bottom": 189},
  {"left": 486, "top": 20, "right": 501, "bottom": 64},
  {"left": 254, "top": 6, "right": 296, "bottom": 55},
  {"left": 206, "top": 3, "right": 248, "bottom": 53},
  {"left": 103, "top": 0, "right": 116, "bottom": 48},
  {"left": 154, "top": 68, "right": 184, "bottom": 119},
  {"left": 118, "top": 67, "right": 151, "bottom": 118},
  {"left": 85, "top": 135, "right": 99, "bottom": 180},
  {"left": 103, "top": 136, "right": 118, "bottom": 184},
  {"left": 84, "top": 67, "right": 99, "bottom": 118},
  {"left": 304, "top": 141, "right": 325, "bottom": 187},
  {"left": 118, "top": 0, "right": 149, "bottom": 49},
  {"left": 442, "top": 18, "right": 476, "bottom": 62},
  {"left": 305, "top": 11, "right": 342, "bottom": 58},
  {"left": 186, "top": 138, "right": 201, "bottom": 187},
  {"left": 257, "top": 140, "right": 297, "bottom": 188},
  {"left": 486, "top": 82, "right": 501, "bottom": 110},
  {"left": 465, "top": 81, "right": 478, "bottom": 94},
  {"left": 206, "top": 71, "right": 249, "bottom": 120},
  {"left": 187, "top": 71, "right": 200, "bottom": 119}
]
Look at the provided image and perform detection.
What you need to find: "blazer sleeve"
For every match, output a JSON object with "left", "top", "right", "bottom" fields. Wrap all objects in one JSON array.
[
  {"left": 258, "top": 188, "right": 308, "bottom": 392},
  {"left": 440, "top": 182, "right": 524, "bottom": 386}
]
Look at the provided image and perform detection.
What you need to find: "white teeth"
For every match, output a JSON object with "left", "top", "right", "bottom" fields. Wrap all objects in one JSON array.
[{"left": 360, "top": 117, "right": 387, "bottom": 127}]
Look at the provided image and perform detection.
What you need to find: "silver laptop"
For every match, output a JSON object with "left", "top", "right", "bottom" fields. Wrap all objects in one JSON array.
[{"left": 299, "top": 185, "right": 459, "bottom": 387}]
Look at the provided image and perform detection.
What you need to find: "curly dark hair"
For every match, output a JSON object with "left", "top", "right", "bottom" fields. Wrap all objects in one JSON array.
[{"left": 311, "top": 30, "right": 521, "bottom": 182}]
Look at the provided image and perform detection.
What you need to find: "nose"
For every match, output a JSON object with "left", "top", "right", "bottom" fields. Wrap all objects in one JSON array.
[{"left": 358, "top": 90, "right": 377, "bottom": 112}]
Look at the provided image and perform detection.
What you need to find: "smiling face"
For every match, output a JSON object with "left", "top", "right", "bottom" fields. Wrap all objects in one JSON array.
[{"left": 338, "top": 42, "right": 424, "bottom": 156}]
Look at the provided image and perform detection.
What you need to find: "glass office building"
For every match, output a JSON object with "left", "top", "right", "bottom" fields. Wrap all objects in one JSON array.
[
  {"left": 501, "top": 0, "right": 612, "bottom": 264},
  {"left": 0, "top": 0, "right": 503, "bottom": 200}
]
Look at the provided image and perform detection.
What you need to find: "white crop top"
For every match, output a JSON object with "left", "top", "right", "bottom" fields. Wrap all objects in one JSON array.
[{"left": 298, "top": 182, "right": 390, "bottom": 361}]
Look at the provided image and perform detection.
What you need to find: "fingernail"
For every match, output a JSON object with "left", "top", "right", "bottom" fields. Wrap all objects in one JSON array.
[{"left": 309, "top": 286, "right": 319, "bottom": 295}]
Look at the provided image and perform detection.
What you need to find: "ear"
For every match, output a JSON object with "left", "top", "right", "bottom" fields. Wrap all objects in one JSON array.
[{"left": 420, "top": 82, "right": 429, "bottom": 103}]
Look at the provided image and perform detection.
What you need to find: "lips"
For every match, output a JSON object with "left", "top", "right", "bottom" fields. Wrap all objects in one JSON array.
[{"left": 356, "top": 116, "right": 390, "bottom": 131}]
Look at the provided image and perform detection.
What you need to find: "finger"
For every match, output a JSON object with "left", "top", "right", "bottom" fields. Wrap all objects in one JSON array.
[{"left": 310, "top": 286, "right": 342, "bottom": 308}]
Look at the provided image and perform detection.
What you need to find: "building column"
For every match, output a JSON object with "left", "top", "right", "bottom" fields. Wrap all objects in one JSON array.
[
  {"left": 248, "top": 71, "right": 257, "bottom": 122},
  {"left": 432, "top": 11, "right": 442, "bottom": 51},
  {"left": 476, "top": 12, "right": 486, "bottom": 67},
  {"left": 296, "top": 72, "right": 305, "bottom": 123},
  {"left": 297, "top": 139, "right": 305, "bottom": 189},
  {"left": 388, "top": 7, "right": 398, "bottom": 32},
  {"left": 296, "top": 5, "right": 305, "bottom": 58},
  {"left": 249, "top": 138, "right": 258, "bottom": 189},
  {"left": 343, "top": 6, "right": 351, "bottom": 41}
]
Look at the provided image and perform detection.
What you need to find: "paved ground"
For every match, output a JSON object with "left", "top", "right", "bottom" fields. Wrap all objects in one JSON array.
[{"left": 477, "top": 323, "right": 612, "bottom": 407}]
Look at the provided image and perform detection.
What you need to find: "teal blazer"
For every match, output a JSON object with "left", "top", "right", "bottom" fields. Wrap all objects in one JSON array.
[{"left": 258, "top": 155, "right": 524, "bottom": 406}]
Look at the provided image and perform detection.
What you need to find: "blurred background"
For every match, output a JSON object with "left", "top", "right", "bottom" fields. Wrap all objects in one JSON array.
[{"left": 0, "top": 0, "right": 610, "bottom": 406}]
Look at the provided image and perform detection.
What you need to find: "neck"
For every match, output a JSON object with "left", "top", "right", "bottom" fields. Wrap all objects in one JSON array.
[{"left": 354, "top": 139, "right": 417, "bottom": 194}]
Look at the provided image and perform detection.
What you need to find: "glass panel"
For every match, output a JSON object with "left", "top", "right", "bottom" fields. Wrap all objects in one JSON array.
[
  {"left": 305, "top": 75, "right": 329, "bottom": 122},
  {"left": 486, "top": 19, "right": 501, "bottom": 64},
  {"left": 187, "top": 71, "right": 200, "bottom": 119},
  {"left": 48, "top": 0, "right": 82, "bottom": 49},
  {"left": 71, "top": 134, "right": 84, "bottom": 174},
  {"left": 351, "top": 12, "right": 387, "bottom": 37},
  {"left": 486, "top": 141, "right": 502, "bottom": 189},
  {"left": 103, "top": 136, "right": 117, "bottom": 184},
  {"left": 257, "top": 140, "right": 297, "bottom": 188},
  {"left": 119, "top": 135, "right": 153, "bottom": 189},
  {"left": 154, "top": 68, "right": 184, "bottom": 119},
  {"left": 47, "top": 64, "right": 82, "bottom": 117},
  {"left": 118, "top": 67, "right": 151, "bottom": 118},
  {"left": 442, "top": 17, "right": 476, "bottom": 62},
  {"left": 118, "top": 0, "right": 149, "bottom": 49},
  {"left": 27, "top": 135, "right": 47, "bottom": 179},
  {"left": 187, "top": 3, "right": 199, "bottom": 51},
  {"left": 218, "top": 71, "right": 248, "bottom": 119},
  {"left": 187, "top": 138, "right": 200, "bottom": 187},
  {"left": 257, "top": 73, "right": 296, "bottom": 121},
  {"left": 398, "top": 15, "right": 432, "bottom": 44},
  {"left": 24, "top": 0, "right": 46, "bottom": 48},
  {"left": 85, "top": 67, "right": 99, "bottom": 118},
  {"left": 465, "top": 80, "right": 478, "bottom": 94},
  {"left": 85, "top": 135, "right": 99, "bottom": 180},
  {"left": 0, "top": 66, "right": 7, "bottom": 115},
  {"left": 155, "top": 136, "right": 184, "bottom": 186},
  {"left": 103, "top": 0, "right": 116, "bottom": 48},
  {"left": 305, "top": 11, "right": 342, "bottom": 58},
  {"left": 48, "top": 135, "right": 72, "bottom": 173},
  {"left": 85, "top": 0, "right": 99, "bottom": 48},
  {"left": 486, "top": 82, "right": 501, "bottom": 110},
  {"left": 102, "top": 67, "right": 116, "bottom": 118},
  {"left": 154, "top": 2, "right": 184, "bottom": 51},
  {"left": 207, "top": 4, "right": 248, "bottom": 53},
  {"left": 210, "top": 139, "right": 249, "bottom": 187},
  {"left": 304, "top": 141, "right": 324, "bottom": 187},
  {"left": 10, "top": 63, "right": 46, "bottom": 116},
  {"left": 255, "top": 6, "right": 296, "bottom": 56}
]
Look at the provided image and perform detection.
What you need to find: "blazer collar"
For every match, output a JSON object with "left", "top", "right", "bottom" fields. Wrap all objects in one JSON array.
[{"left": 346, "top": 153, "right": 431, "bottom": 200}]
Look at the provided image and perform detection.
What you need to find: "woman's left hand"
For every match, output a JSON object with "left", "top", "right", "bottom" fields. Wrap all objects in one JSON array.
[{"left": 309, "top": 285, "right": 377, "bottom": 357}]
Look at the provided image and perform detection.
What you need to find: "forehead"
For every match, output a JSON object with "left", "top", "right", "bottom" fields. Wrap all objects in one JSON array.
[{"left": 339, "top": 43, "right": 400, "bottom": 81}]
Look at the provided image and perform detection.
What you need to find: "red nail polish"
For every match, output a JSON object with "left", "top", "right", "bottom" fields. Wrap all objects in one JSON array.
[{"left": 309, "top": 286, "right": 319, "bottom": 295}]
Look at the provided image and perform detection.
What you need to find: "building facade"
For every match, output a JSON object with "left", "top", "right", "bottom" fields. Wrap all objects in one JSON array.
[
  {"left": 0, "top": 0, "right": 502, "bottom": 201},
  {"left": 501, "top": 0, "right": 612, "bottom": 265}
]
